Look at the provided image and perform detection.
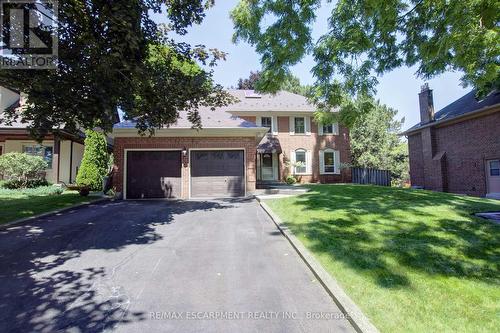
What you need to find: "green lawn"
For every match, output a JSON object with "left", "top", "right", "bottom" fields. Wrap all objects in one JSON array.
[
  {"left": 265, "top": 184, "right": 500, "bottom": 333},
  {"left": 0, "top": 188, "right": 99, "bottom": 224}
]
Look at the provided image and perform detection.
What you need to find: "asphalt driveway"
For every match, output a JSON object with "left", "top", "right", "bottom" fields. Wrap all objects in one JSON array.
[{"left": 0, "top": 199, "right": 354, "bottom": 333}]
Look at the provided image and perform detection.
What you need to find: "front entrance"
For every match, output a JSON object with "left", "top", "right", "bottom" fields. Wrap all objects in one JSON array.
[
  {"left": 257, "top": 153, "right": 278, "bottom": 181},
  {"left": 486, "top": 159, "right": 500, "bottom": 195}
]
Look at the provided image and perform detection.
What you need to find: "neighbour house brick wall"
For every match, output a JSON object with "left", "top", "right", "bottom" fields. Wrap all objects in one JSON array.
[
  {"left": 408, "top": 110, "right": 500, "bottom": 197},
  {"left": 408, "top": 133, "right": 425, "bottom": 187},
  {"left": 113, "top": 136, "right": 257, "bottom": 199},
  {"left": 275, "top": 116, "right": 352, "bottom": 183}
]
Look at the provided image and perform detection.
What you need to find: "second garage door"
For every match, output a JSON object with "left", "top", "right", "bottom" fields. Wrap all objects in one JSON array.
[{"left": 191, "top": 150, "right": 245, "bottom": 198}]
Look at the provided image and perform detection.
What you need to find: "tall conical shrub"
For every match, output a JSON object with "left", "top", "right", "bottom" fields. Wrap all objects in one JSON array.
[{"left": 76, "top": 130, "right": 108, "bottom": 191}]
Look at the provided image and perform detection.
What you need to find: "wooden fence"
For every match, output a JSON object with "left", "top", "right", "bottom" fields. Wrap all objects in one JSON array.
[{"left": 351, "top": 167, "right": 391, "bottom": 186}]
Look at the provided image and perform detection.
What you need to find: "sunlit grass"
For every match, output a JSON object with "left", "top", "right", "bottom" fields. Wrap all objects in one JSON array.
[
  {"left": 265, "top": 184, "right": 500, "bottom": 333},
  {"left": 0, "top": 189, "right": 98, "bottom": 224}
]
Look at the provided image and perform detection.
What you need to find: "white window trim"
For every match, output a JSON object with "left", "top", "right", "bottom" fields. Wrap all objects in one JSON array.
[
  {"left": 318, "top": 122, "right": 339, "bottom": 136},
  {"left": 257, "top": 115, "right": 278, "bottom": 135},
  {"left": 289, "top": 116, "right": 311, "bottom": 136},
  {"left": 290, "top": 148, "right": 312, "bottom": 175},
  {"left": 319, "top": 149, "right": 341, "bottom": 175}
]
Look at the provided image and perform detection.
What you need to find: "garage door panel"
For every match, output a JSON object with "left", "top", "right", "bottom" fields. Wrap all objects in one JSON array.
[
  {"left": 126, "top": 151, "right": 181, "bottom": 199},
  {"left": 191, "top": 150, "right": 244, "bottom": 198}
]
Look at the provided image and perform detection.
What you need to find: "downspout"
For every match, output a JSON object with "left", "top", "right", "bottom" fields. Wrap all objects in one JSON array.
[{"left": 69, "top": 140, "right": 74, "bottom": 183}]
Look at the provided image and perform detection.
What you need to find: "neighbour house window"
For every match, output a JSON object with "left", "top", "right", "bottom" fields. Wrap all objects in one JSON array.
[
  {"left": 295, "top": 149, "right": 307, "bottom": 174},
  {"left": 294, "top": 117, "right": 305, "bottom": 134},
  {"left": 490, "top": 160, "right": 500, "bottom": 176},
  {"left": 23, "top": 145, "right": 53, "bottom": 168},
  {"left": 324, "top": 151, "right": 335, "bottom": 173},
  {"left": 261, "top": 117, "right": 272, "bottom": 131}
]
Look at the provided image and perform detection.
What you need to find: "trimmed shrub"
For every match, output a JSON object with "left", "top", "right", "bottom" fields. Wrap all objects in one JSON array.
[
  {"left": 0, "top": 185, "right": 63, "bottom": 196},
  {"left": 76, "top": 130, "right": 109, "bottom": 191},
  {"left": 0, "top": 152, "right": 48, "bottom": 188},
  {"left": 285, "top": 175, "right": 297, "bottom": 185}
]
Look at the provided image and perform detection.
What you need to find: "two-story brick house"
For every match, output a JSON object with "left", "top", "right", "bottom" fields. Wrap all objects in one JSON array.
[
  {"left": 404, "top": 85, "right": 500, "bottom": 198},
  {"left": 112, "top": 90, "right": 351, "bottom": 199}
]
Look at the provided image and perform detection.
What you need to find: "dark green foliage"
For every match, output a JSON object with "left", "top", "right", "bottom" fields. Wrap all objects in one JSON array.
[
  {"left": 0, "top": 1, "right": 232, "bottom": 139},
  {"left": 236, "top": 70, "right": 311, "bottom": 96},
  {"left": 76, "top": 130, "right": 109, "bottom": 191},
  {"left": 0, "top": 185, "right": 63, "bottom": 197},
  {"left": 232, "top": 1, "right": 500, "bottom": 127},
  {"left": 348, "top": 100, "right": 409, "bottom": 186},
  {"left": 0, "top": 152, "right": 48, "bottom": 188}
]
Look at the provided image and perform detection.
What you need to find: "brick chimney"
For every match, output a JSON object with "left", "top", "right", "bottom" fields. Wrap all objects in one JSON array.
[{"left": 419, "top": 83, "right": 434, "bottom": 123}]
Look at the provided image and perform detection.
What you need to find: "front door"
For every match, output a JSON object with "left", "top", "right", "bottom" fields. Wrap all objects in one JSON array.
[
  {"left": 486, "top": 159, "right": 500, "bottom": 194},
  {"left": 261, "top": 153, "right": 274, "bottom": 181}
]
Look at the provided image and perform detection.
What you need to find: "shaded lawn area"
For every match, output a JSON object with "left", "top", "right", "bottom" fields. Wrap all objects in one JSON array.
[
  {"left": 0, "top": 191, "right": 99, "bottom": 225},
  {"left": 265, "top": 185, "right": 500, "bottom": 333}
]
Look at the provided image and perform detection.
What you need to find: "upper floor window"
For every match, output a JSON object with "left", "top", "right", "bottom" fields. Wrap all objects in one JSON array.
[
  {"left": 323, "top": 124, "right": 334, "bottom": 134},
  {"left": 261, "top": 117, "right": 272, "bottom": 131},
  {"left": 23, "top": 144, "right": 53, "bottom": 168},
  {"left": 294, "top": 117, "right": 305, "bottom": 134}
]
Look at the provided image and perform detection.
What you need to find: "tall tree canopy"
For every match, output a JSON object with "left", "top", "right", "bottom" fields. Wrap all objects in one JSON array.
[
  {"left": 349, "top": 99, "right": 409, "bottom": 186},
  {"left": 236, "top": 70, "right": 311, "bottom": 96},
  {"left": 0, "top": 0, "right": 233, "bottom": 139},
  {"left": 232, "top": 0, "right": 500, "bottom": 126}
]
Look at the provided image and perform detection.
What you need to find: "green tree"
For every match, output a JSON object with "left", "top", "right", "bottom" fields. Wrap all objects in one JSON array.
[
  {"left": 0, "top": 1, "right": 232, "bottom": 139},
  {"left": 231, "top": 0, "right": 499, "bottom": 126},
  {"left": 236, "top": 71, "right": 311, "bottom": 96},
  {"left": 349, "top": 100, "right": 409, "bottom": 186},
  {"left": 76, "top": 130, "right": 109, "bottom": 191}
]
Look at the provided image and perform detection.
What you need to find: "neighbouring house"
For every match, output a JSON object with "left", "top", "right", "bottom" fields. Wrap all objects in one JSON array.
[
  {"left": 404, "top": 84, "right": 500, "bottom": 198},
  {"left": 1, "top": 86, "right": 93, "bottom": 184},
  {"left": 112, "top": 90, "right": 351, "bottom": 199}
]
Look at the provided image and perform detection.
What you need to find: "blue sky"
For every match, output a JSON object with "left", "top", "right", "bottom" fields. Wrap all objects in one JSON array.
[{"left": 152, "top": 1, "right": 469, "bottom": 130}]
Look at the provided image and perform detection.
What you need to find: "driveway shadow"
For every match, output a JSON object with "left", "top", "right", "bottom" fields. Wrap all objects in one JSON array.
[{"left": 0, "top": 200, "right": 233, "bottom": 332}]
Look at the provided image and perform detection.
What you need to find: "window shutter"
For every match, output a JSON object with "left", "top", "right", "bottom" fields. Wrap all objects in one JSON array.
[
  {"left": 289, "top": 117, "right": 295, "bottom": 135},
  {"left": 318, "top": 122, "right": 323, "bottom": 136},
  {"left": 305, "top": 116, "right": 311, "bottom": 135},
  {"left": 319, "top": 150, "right": 325, "bottom": 174},
  {"left": 272, "top": 116, "right": 278, "bottom": 134},
  {"left": 334, "top": 123, "right": 339, "bottom": 135},
  {"left": 306, "top": 150, "right": 312, "bottom": 174},
  {"left": 334, "top": 150, "right": 341, "bottom": 174}
]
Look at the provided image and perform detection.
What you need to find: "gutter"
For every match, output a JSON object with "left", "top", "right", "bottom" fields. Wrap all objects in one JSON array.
[
  {"left": 402, "top": 103, "right": 500, "bottom": 136},
  {"left": 112, "top": 127, "right": 269, "bottom": 139}
]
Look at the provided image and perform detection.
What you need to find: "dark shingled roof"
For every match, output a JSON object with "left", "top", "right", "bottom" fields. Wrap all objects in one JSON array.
[
  {"left": 257, "top": 134, "right": 282, "bottom": 153},
  {"left": 114, "top": 89, "right": 315, "bottom": 130},
  {"left": 406, "top": 90, "right": 500, "bottom": 132}
]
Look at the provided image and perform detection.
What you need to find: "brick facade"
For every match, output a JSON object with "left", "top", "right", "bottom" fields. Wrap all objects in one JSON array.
[
  {"left": 275, "top": 116, "right": 352, "bottom": 183},
  {"left": 408, "top": 110, "right": 500, "bottom": 196},
  {"left": 113, "top": 136, "right": 257, "bottom": 199}
]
